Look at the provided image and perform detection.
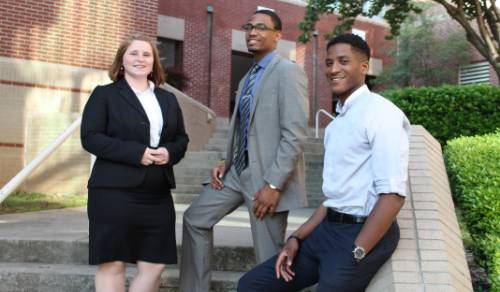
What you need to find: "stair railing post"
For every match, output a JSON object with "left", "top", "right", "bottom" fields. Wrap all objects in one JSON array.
[
  {"left": 315, "top": 109, "right": 335, "bottom": 138},
  {"left": 0, "top": 116, "right": 82, "bottom": 204}
]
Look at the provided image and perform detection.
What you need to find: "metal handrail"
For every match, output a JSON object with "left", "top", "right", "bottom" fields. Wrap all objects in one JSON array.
[
  {"left": 0, "top": 116, "right": 82, "bottom": 204},
  {"left": 315, "top": 109, "right": 334, "bottom": 138}
]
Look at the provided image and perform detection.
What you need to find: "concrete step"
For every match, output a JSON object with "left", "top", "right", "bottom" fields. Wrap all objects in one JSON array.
[
  {"left": 174, "top": 156, "right": 324, "bottom": 168},
  {"left": 179, "top": 151, "right": 223, "bottom": 162},
  {"left": 172, "top": 193, "right": 199, "bottom": 204},
  {"left": 306, "top": 182, "right": 323, "bottom": 190},
  {"left": 307, "top": 137, "right": 324, "bottom": 144},
  {"left": 174, "top": 176, "right": 322, "bottom": 187},
  {"left": 174, "top": 167, "right": 212, "bottom": 177},
  {"left": 305, "top": 153, "right": 324, "bottom": 163},
  {"left": 173, "top": 184, "right": 204, "bottom": 194},
  {"left": 0, "top": 206, "right": 314, "bottom": 261},
  {"left": 306, "top": 179, "right": 323, "bottom": 187},
  {"left": 204, "top": 137, "right": 322, "bottom": 148},
  {"left": 307, "top": 128, "right": 326, "bottom": 138},
  {"left": 305, "top": 162, "right": 324, "bottom": 169},
  {"left": 174, "top": 175, "right": 209, "bottom": 185},
  {"left": 176, "top": 160, "right": 322, "bottom": 172},
  {"left": 0, "top": 239, "right": 257, "bottom": 272},
  {"left": 304, "top": 142, "right": 324, "bottom": 153},
  {"left": 307, "top": 197, "right": 325, "bottom": 208},
  {"left": 173, "top": 190, "right": 324, "bottom": 207},
  {"left": 208, "top": 133, "right": 323, "bottom": 141},
  {"left": 214, "top": 118, "right": 230, "bottom": 132},
  {"left": 306, "top": 169, "right": 323, "bottom": 176},
  {"left": 189, "top": 150, "right": 323, "bottom": 161},
  {"left": 212, "top": 129, "right": 229, "bottom": 136},
  {"left": 208, "top": 137, "right": 228, "bottom": 146},
  {"left": 212, "top": 131, "right": 229, "bottom": 139},
  {"left": 0, "top": 263, "right": 241, "bottom": 292},
  {"left": 205, "top": 144, "right": 227, "bottom": 152}
]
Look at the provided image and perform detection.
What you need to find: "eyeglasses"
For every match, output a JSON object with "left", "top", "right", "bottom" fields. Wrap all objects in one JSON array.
[{"left": 241, "top": 23, "right": 277, "bottom": 32}]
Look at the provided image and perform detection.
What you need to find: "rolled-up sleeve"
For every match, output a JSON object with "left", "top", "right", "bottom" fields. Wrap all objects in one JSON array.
[{"left": 368, "top": 105, "right": 410, "bottom": 197}]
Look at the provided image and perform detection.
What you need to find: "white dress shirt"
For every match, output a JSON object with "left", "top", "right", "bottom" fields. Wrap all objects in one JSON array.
[
  {"left": 132, "top": 81, "right": 164, "bottom": 148},
  {"left": 322, "top": 85, "right": 410, "bottom": 216}
]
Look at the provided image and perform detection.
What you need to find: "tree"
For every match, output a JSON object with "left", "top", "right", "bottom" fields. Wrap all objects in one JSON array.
[
  {"left": 375, "top": 5, "right": 471, "bottom": 88},
  {"left": 299, "top": 0, "right": 500, "bottom": 80}
]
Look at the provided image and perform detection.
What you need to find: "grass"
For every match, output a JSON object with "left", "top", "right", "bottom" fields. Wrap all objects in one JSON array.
[{"left": 0, "top": 192, "right": 87, "bottom": 215}]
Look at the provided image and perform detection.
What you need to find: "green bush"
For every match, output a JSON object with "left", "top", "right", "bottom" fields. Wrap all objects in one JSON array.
[
  {"left": 445, "top": 131, "right": 500, "bottom": 290},
  {"left": 383, "top": 84, "right": 500, "bottom": 145}
]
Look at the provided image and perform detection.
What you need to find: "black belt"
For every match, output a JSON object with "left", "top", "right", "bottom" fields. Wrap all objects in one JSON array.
[{"left": 326, "top": 208, "right": 367, "bottom": 224}]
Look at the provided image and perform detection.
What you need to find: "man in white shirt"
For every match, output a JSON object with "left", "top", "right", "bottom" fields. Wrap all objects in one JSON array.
[{"left": 238, "top": 33, "right": 410, "bottom": 291}]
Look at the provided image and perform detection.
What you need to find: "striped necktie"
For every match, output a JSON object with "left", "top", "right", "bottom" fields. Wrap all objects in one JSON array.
[{"left": 234, "top": 64, "right": 260, "bottom": 174}]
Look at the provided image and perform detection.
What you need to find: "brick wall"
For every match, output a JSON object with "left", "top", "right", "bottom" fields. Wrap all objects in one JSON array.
[
  {"left": 159, "top": 0, "right": 392, "bottom": 120},
  {"left": 0, "top": 0, "right": 158, "bottom": 190},
  {"left": 0, "top": 0, "right": 158, "bottom": 70},
  {"left": 0, "top": 56, "right": 109, "bottom": 191}
]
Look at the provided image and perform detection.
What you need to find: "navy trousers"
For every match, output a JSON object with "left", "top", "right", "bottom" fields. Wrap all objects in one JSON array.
[{"left": 238, "top": 219, "right": 400, "bottom": 292}]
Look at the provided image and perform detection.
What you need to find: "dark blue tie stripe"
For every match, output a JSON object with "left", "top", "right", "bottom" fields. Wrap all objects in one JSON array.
[{"left": 234, "top": 64, "right": 260, "bottom": 174}]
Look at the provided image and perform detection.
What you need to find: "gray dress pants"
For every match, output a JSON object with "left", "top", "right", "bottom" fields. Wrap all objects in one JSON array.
[{"left": 179, "top": 166, "right": 288, "bottom": 292}]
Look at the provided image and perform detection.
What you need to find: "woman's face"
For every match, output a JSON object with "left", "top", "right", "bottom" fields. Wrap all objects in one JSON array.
[{"left": 122, "top": 40, "right": 154, "bottom": 80}]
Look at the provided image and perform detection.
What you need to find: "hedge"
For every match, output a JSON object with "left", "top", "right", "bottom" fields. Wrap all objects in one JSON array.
[
  {"left": 383, "top": 84, "right": 500, "bottom": 145},
  {"left": 445, "top": 131, "right": 500, "bottom": 290}
]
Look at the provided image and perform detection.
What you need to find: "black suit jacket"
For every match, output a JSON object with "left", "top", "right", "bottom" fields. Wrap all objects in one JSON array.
[{"left": 81, "top": 78, "right": 189, "bottom": 189}]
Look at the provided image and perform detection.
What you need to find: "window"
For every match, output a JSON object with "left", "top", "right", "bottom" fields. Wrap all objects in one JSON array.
[
  {"left": 157, "top": 37, "right": 188, "bottom": 90},
  {"left": 459, "top": 61, "right": 490, "bottom": 84},
  {"left": 157, "top": 37, "right": 183, "bottom": 69}
]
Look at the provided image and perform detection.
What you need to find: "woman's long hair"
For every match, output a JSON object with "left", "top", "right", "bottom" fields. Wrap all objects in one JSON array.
[{"left": 108, "top": 33, "right": 166, "bottom": 86}]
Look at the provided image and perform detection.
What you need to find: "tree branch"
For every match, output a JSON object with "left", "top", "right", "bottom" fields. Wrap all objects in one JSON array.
[
  {"left": 484, "top": 2, "right": 500, "bottom": 44},
  {"left": 433, "top": 0, "right": 489, "bottom": 57},
  {"left": 473, "top": 0, "right": 499, "bottom": 61}
]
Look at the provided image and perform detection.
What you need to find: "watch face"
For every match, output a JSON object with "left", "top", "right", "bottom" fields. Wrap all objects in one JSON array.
[{"left": 354, "top": 247, "right": 366, "bottom": 259}]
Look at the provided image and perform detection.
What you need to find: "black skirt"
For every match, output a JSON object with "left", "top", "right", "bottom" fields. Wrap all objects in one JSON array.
[{"left": 87, "top": 165, "right": 176, "bottom": 265}]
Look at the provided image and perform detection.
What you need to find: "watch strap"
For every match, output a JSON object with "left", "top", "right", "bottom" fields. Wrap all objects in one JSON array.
[{"left": 287, "top": 235, "right": 301, "bottom": 245}]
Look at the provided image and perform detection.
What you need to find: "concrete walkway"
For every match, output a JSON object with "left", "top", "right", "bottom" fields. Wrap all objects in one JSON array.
[
  {"left": 0, "top": 203, "right": 315, "bottom": 291},
  {"left": 0, "top": 203, "right": 315, "bottom": 246}
]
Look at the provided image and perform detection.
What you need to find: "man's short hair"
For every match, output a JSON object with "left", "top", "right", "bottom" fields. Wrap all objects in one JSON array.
[
  {"left": 327, "top": 33, "right": 370, "bottom": 61},
  {"left": 254, "top": 9, "right": 282, "bottom": 31}
]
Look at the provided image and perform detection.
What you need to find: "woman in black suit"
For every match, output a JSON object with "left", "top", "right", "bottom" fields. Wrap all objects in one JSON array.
[{"left": 81, "top": 34, "right": 189, "bottom": 292}]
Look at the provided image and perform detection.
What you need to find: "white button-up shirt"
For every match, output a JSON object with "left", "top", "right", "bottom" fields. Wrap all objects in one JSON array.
[
  {"left": 322, "top": 85, "right": 410, "bottom": 216},
  {"left": 133, "top": 81, "right": 164, "bottom": 148}
]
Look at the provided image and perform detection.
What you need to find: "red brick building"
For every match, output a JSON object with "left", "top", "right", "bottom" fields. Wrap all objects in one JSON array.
[
  {"left": 157, "top": 0, "right": 393, "bottom": 119},
  {"left": 0, "top": 0, "right": 160, "bottom": 190},
  {"left": 0, "top": 0, "right": 392, "bottom": 190}
]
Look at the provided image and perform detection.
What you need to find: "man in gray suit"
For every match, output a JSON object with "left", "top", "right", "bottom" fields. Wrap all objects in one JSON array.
[{"left": 179, "top": 9, "right": 309, "bottom": 292}]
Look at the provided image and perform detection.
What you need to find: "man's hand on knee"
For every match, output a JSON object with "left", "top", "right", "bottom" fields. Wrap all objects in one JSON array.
[
  {"left": 252, "top": 185, "right": 281, "bottom": 219},
  {"left": 210, "top": 162, "right": 225, "bottom": 190},
  {"left": 275, "top": 237, "right": 299, "bottom": 282}
]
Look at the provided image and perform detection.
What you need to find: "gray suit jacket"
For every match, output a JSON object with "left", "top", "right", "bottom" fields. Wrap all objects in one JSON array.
[{"left": 225, "top": 53, "right": 309, "bottom": 211}]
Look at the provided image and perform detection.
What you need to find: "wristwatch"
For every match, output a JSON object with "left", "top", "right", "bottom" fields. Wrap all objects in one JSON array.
[
  {"left": 287, "top": 235, "right": 301, "bottom": 246},
  {"left": 269, "top": 183, "right": 279, "bottom": 190},
  {"left": 352, "top": 245, "right": 366, "bottom": 262}
]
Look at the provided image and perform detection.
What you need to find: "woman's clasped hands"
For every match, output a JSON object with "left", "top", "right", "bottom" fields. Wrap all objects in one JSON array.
[{"left": 140, "top": 147, "right": 170, "bottom": 166}]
